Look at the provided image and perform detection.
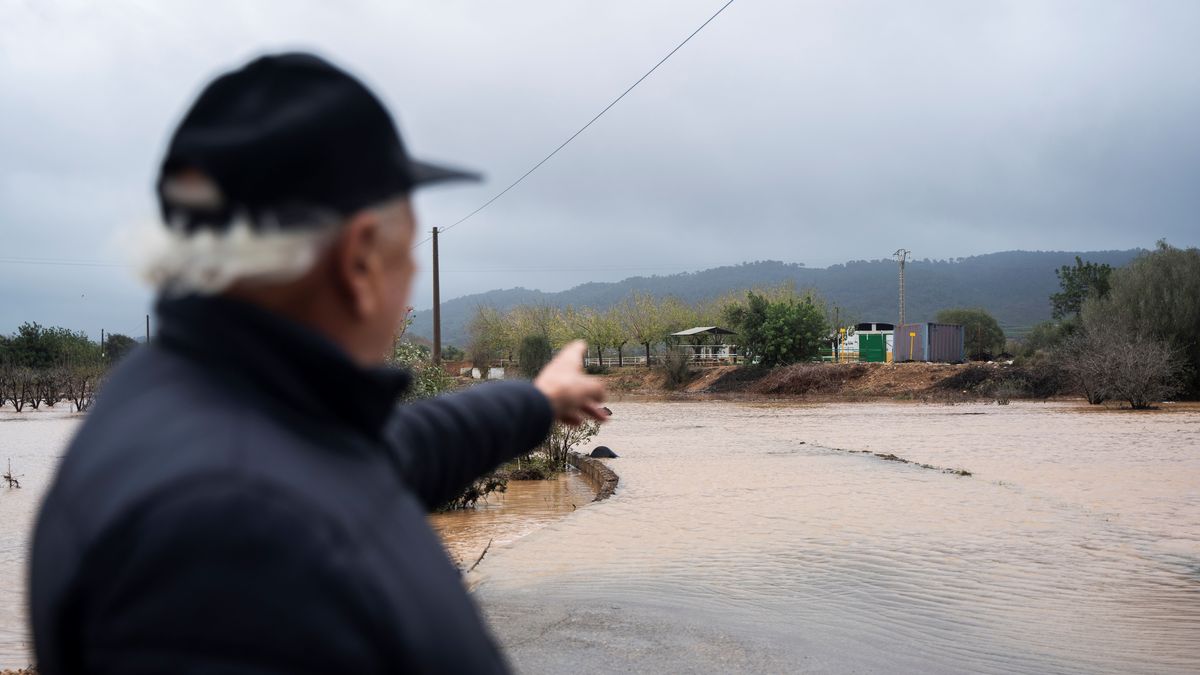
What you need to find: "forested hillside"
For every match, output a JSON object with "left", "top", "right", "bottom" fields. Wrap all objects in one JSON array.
[{"left": 409, "top": 250, "right": 1140, "bottom": 348}]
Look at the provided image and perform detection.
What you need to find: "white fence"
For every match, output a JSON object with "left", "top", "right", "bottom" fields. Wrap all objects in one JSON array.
[{"left": 584, "top": 345, "right": 742, "bottom": 367}]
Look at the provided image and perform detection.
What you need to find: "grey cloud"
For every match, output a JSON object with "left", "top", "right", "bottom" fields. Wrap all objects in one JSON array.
[{"left": 2, "top": 0, "right": 1198, "bottom": 339}]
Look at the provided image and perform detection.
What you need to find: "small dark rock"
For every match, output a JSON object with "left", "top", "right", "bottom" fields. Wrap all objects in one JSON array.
[{"left": 590, "top": 446, "right": 618, "bottom": 458}]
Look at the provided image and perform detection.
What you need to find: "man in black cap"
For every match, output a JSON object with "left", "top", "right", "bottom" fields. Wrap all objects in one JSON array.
[{"left": 30, "top": 52, "right": 607, "bottom": 673}]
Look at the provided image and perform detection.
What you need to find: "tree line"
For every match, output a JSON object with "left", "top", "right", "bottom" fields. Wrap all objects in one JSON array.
[
  {"left": 1016, "top": 241, "right": 1198, "bottom": 408},
  {"left": 467, "top": 285, "right": 1022, "bottom": 373},
  {"left": 0, "top": 323, "right": 137, "bottom": 412},
  {"left": 467, "top": 286, "right": 836, "bottom": 376}
]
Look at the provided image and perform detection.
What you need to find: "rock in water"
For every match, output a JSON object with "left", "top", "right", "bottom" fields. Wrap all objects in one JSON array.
[{"left": 590, "top": 446, "right": 618, "bottom": 458}]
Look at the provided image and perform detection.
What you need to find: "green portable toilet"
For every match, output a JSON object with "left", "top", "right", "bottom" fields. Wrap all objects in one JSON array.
[{"left": 860, "top": 333, "right": 887, "bottom": 362}]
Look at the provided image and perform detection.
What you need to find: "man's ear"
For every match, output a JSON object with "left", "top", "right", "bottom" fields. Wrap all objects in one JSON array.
[{"left": 332, "top": 211, "right": 382, "bottom": 319}]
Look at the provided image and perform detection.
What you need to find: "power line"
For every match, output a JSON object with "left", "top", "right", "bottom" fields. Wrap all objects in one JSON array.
[
  {"left": 440, "top": 265, "right": 704, "bottom": 273},
  {"left": 412, "top": 0, "right": 736, "bottom": 250},
  {"left": 7, "top": 1, "right": 736, "bottom": 266},
  {"left": 0, "top": 257, "right": 128, "bottom": 268}
]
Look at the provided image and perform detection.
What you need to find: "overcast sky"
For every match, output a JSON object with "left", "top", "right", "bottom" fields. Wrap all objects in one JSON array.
[{"left": 2, "top": 0, "right": 1198, "bottom": 339}]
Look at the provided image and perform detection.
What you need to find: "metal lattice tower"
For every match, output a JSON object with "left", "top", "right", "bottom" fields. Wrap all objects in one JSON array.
[{"left": 893, "top": 249, "right": 910, "bottom": 329}]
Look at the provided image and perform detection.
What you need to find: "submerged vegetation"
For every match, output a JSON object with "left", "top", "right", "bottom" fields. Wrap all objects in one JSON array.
[{"left": 503, "top": 420, "right": 601, "bottom": 481}]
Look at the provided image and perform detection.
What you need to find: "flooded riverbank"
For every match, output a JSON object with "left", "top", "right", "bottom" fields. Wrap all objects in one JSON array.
[{"left": 476, "top": 401, "right": 1200, "bottom": 674}]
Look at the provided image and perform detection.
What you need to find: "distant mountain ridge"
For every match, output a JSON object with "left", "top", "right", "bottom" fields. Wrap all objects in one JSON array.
[{"left": 409, "top": 249, "right": 1142, "bottom": 347}]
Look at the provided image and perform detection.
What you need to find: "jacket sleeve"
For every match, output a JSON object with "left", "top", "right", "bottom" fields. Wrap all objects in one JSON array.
[
  {"left": 75, "top": 480, "right": 392, "bottom": 675},
  {"left": 386, "top": 380, "right": 555, "bottom": 511}
]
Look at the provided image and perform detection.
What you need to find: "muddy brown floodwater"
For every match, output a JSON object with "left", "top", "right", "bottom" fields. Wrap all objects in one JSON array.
[
  {"left": 429, "top": 471, "right": 597, "bottom": 569},
  {"left": 2, "top": 401, "right": 1199, "bottom": 673},
  {"left": 475, "top": 401, "right": 1200, "bottom": 674},
  {"left": 0, "top": 409, "right": 80, "bottom": 667},
  {"left": 0, "top": 407, "right": 595, "bottom": 667}
]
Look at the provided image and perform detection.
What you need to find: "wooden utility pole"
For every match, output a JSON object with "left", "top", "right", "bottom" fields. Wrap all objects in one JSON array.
[
  {"left": 145, "top": 314, "right": 150, "bottom": 343},
  {"left": 432, "top": 226, "right": 441, "bottom": 364},
  {"left": 893, "top": 249, "right": 910, "bottom": 329},
  {"left": 100, "top": 329, "right": 105, "bottom": 358}
]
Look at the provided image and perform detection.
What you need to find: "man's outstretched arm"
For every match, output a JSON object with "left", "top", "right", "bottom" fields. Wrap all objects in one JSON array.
[{"left": 387, "top": 341, "right": 608, "bottom": 510}]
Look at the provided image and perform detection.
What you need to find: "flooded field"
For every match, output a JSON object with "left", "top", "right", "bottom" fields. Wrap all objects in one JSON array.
[
  {"left": 0, "top": 409, "right": 80, "bottom": 666},
  {"left": 2, "top": 401, "right": 1198, "bottom": 673},
  {"left": 0, "top": 406, "right": 592, "bottom": 667},
  {"left": 476, "top": 401, "right": 1200, "bottom": 674}
]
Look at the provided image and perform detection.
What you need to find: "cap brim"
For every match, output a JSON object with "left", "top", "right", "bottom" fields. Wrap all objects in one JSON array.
[{"left": 408, "top": 158, "right": 482, "bottom": 188}]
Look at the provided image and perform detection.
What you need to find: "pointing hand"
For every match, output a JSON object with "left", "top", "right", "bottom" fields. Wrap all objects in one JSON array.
[{"left": 533, "top": 341, "right": 610, "bottom": 426}]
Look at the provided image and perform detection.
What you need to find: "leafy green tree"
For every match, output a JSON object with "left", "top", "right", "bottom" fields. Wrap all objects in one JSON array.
[
  {"left": 390, "top": 310, "right": 456, "bottom": 402},
  {"left": 936, "top": 308, "right": 1006, "bottom": 360},
  {"left": 5, "top": 323, "right": 99, "bottom": 369},
  {"left": 1051, "top": 256, "right": 1113, "bottom": 320},
  {"left": 104, "top": 334, "right": 139, "bottom": 364},
  {"left": 724, "top": 291, "right": 828, "bottom": 367}
]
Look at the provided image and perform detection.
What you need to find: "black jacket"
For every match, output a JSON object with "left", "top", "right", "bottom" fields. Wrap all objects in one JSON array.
[{"left": 30, "top": 296, "right": 553, "bottom": 674}]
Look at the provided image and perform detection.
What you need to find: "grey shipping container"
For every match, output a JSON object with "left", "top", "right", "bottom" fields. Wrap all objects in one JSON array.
[{"left": 894, "top": 323, "right": 965, "bottom": 363}]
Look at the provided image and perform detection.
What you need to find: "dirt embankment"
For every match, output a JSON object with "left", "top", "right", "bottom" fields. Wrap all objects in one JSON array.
[{"left": 601, "top": 361, "right": 1065, "bottom": 402}]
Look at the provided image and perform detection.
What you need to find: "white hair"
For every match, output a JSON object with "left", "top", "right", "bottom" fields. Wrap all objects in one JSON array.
[
  {"left": 141, "top": 175, "right": 343, "bottom": 296},
  {"left": 140, "top": 215, "right": 341, "bottom": 296}
]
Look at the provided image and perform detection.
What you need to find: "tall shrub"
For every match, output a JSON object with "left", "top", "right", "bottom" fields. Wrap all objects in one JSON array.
[{"left": 518, "top": 334, "right": 552, "bottom": 378}]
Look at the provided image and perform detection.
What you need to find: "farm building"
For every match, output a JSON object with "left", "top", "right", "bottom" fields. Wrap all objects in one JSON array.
[
  {"left": 893, "top": 322, "right": 965, "bottom": 363},
  {"left": 829, "top": 322, "right": 894, "bottom": 362}
]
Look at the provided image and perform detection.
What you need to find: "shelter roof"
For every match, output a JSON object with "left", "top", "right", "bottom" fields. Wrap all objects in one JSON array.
[{"left": 670, "top": 326, "right": 737, "bottom": 336}]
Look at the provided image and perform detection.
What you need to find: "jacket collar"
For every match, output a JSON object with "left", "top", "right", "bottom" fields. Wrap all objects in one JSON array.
[{"left": 156, "top": 295, "right": 411, "bottom": 439}]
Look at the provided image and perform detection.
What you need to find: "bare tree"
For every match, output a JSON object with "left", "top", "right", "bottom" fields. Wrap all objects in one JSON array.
[
  {"left": 1, "top": 367, "right": 37, "bottom": 413},
  {"left": 1059, "top": 330, "right": 1114, "bottom": 405},
  {"left": 1060, "top": 324, "right": 1185, "bottom": 409},
  {"left": 1105, "top": 335, "right": 1185, "bottom": 409},
  {"left": 36, "top": 368, "right": 65, "bottom": 408},
  {"left": 64, "top": 364, "right": 104, "bottom": 412}
]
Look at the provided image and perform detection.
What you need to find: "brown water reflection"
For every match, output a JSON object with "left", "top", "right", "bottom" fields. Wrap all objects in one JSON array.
[
  {"left": 477, "top": 401, "right": 1200, "bottom": 674},
  {"left": 429, "top": 472, "right": 596, "bottom": 568}
]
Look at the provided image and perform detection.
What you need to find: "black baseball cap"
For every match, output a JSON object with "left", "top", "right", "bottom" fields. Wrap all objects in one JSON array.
[{"left": 158, "top": 52, "right": 479, "bottom": 233}]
